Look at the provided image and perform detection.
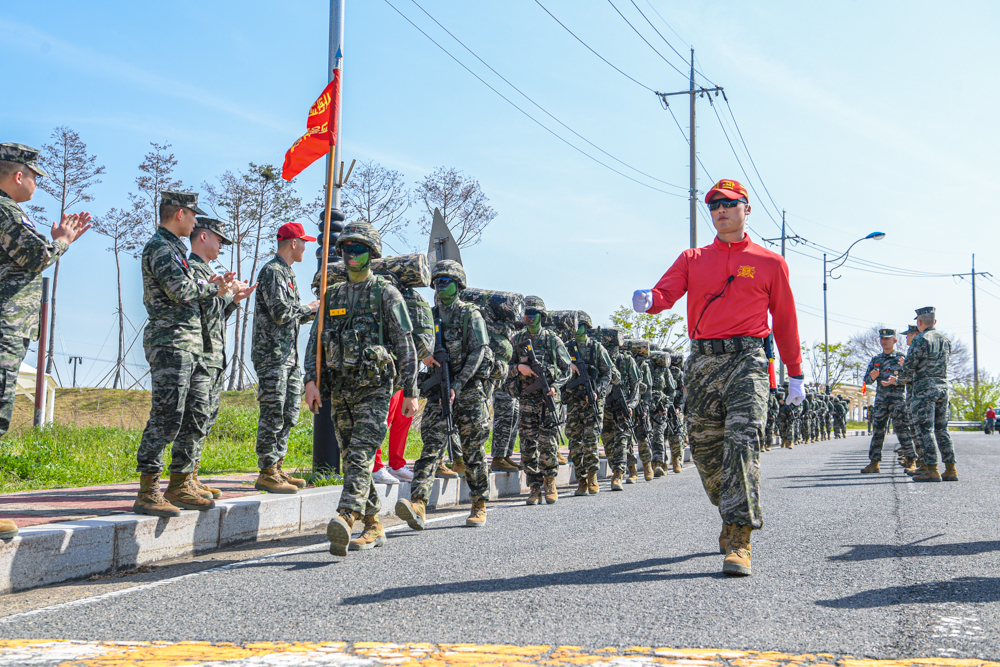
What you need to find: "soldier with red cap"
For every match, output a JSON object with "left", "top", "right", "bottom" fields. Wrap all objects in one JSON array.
[
  {"left": 632, "top": 179, "right": 804, "bottom": 577},
  {"left": 251, "top": 222, "right": 320, "bottom": 494}
]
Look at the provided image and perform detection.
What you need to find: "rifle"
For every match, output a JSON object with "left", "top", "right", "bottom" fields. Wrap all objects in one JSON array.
[
  {"left": 516, "top": 338, "right": 563, "bottom": 428},
  {"left": 608, "top": 382, "right": 639, "bottom": 446},
  {"left": 565, "top": 339, "right": 601, "bottom": 425},
  {"left": 666, "top": 404, "right": 679, "bottom": 437},
  {"left": 634, "top": 399, "right": 651, "bottom": 440}
]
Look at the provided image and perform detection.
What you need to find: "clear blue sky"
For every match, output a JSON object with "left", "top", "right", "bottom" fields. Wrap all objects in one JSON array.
[{"left": 3, "top": 0, "right": 998, "bottom": 387}]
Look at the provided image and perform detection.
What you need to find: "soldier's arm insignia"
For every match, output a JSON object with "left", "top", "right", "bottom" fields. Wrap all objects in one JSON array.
[
  {"left": 736, "top": 265, "right": 755, "bottom": 278},
  {"left": 173, "top": 254, "right": 189, "bottom": 269},
  {"left": 329, "top": 308, "right": 347, "bottom": 316},
  {"left": 20, "top": 215, "right": 35, "bottom": 229}
]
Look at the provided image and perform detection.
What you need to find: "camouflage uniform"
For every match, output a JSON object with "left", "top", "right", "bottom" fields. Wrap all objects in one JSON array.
[
  {"left": 899, "top": 325, "right": 955, "bottom": 466},
  {"left": 863, "top": 349, "right": 917, "bottom": 461},
  {"left": 412, "top": 290, "right": 491, "bottom": 504},
  {"left": 508, "top": 310, "right": 572, "bottom": 487},
  {"left": 630, "top": 355, "right": 654, "bottom": 465},
  {"left": 777, "top": 392, "right": 796, "bottom": 445},
  {"left": 834, "top": 397, "right": 848, "bottom": 437},
  {"left": 491, "top": 389, "right": 519, "bottom": 458},
  {"left": 252, "top": 254, "right": 315, "bottom": 470},
  {"left": 764, "top": 391, "right": 779, "bottom": 448},
  {"left": 648, "top": 352, "right": 677, "bottom": 465},
  {"left": 667, "top": 354, "right": 686, "bottom": 463},
  {"left": 564, "top": 332, "right": 614, "bottom": 477},
  {"left": 601, "top": 336, "right": 640, "bottom": 474},
  {"left": 304, "top": 264, "right": 417, "bottom": 517},
  {"left": 0, "top": 168, "right": 67, "bottom": 438},
  {"left": 685, "top": 338, "right": 768, "bottom": 529}
]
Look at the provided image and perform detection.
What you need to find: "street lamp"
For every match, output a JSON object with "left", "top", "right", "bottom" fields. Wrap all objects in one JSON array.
[{"left": 824, "top": 231, "right": 886, "bottom": 393}]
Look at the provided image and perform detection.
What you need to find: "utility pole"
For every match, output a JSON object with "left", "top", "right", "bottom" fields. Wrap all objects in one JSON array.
[
  {"left": 68, "top": 356, "right": 83, "bottom": 388},
  {"left": 656, "top": 49, "right": 723, "bottom": 249},
  {"left": 762, "top": 210, "right": 803, "bottom": 385},
  {"left": 953, "top": 256, "right": 990, "bottom": 419}
]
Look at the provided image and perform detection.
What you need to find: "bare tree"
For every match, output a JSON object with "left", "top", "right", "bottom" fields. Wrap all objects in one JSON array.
[
  {"left": 415, "top": 166, "right": 496, "bottom": 248},
  {"left": 128, "top": 142, "right": 182, "bottom": 245},
  {"left": 319, "top": 160, "right": 411, "bottom": 249},
  {"left": 90, "top": 205, "right": 141, "bottom": 388},
  {"left": 848, "top": 324, "right": 971, "bottom": 383},
  {"left": 34, "top": 127, "right": 106, "bottom": 376}
]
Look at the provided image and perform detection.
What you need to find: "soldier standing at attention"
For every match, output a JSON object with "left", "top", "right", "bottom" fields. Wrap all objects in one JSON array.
[
  {"left": 860, "top": 329, "right": 918, "bottom": 474},
  {"left": 633, "top": 178, "right": 804, "bottom": 577},
  {"left": 0, "top": 143, "right": 91, "bottom": 540},
  {"left": 509, "top": 296, "right": 572, "bottom": 505},
  {"left": 888, "top": 307, "right": 956, "bottom": 482},
  {"left": 182, "top": 217, "right": 256, "bottom": 499},
  {"left": 396, "top": 260, "right": 492, "bottom": 529},
  {"left": 564, "top": 312, "right": 614, "bottom": 495},
  {"left": 135, "top": 191, "right": 235, "bottom": 518},
  {"left": 304, "top": 222, "right": 418, "bottom": 556},
  {"left": 252, "top": 222, "right": 319, "bottom": 494}
]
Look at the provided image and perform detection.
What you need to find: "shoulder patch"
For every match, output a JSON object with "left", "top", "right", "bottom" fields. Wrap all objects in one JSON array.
[{"left": 20, "top": 214, "right": 35, "bottom": 229}]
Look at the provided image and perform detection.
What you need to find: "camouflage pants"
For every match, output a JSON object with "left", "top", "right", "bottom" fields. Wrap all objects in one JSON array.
[
  {"left": 777, "top": 410, "right": 793, "bottom": 443},
  {"left": 667, "top": 412, "right": 685, "bottom": 462},
  {"left": 649, "top": 412, "right": 667, "bottom": 463},
  {"left": 634, "top": 407, "right": 653, "bottom": 463},
  {"left": 413, "top": 380, "right": 491, "bottom": 503},
  {"left": 685, "top": 347, "right": 767, "bottom": 529},
  {"left": 519, "top": 399, "right": 560, "bottom": 486},
  {"left": 0, "top": 335, "right": 29, "bottom": 439},
  {"left": 565, "top": 393, "right": 603, "bottom": 475},
  {"left": 868, "top": 393, "right": 916, "bottom": 461},
  {"left": 330, "top": 380, "right": 392, "bottom": 516},
  {"left": 254, "top": 362, "right": 303, "bottom": 470},
  {"left": 491, "top": 389, "right": 519, "bottom": 458},
  {"left": 136, "top": 347, "right": 212, "bottom": 475},
  {"left": 175, "top": 365, "right": 226, "bottom": 467},
  {"left": 911, "top": 381, "right": 956, "bottom": 466},
  {"left": 601, "top": 409, "right": 631, "bottom": 474},
  {"left": 764, "top": 414, "right": 776, "bottom": 447}
]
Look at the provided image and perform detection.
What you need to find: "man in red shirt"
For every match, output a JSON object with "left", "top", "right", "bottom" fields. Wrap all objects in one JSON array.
[{"left": 632, "top": 179, "right": 805, "bottom": 577}]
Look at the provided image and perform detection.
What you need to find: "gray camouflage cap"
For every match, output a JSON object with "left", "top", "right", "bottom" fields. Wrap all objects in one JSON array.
[
  {"left": 0, "top": 143, "right": 49, "bottom": 178},
  {"left": 161, "top": 190, "right": 208, "bottom": 216},
  {"left": 914, "top": 306, "right": 935, "bottom": 319},
  {"left": 194, "top": 216, "right": 234, "bottom": 245}
]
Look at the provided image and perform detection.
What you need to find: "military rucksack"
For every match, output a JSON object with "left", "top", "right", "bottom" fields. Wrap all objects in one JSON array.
[{"left": 461, "top": 287, "right": 525, "bottom": 383}]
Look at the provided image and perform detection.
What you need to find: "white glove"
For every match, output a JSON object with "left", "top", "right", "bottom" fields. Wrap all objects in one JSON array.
[
  {"left": 632, "top": 289, "right": 653, "bottom": 313},
  {"left": 786, "top": 377, "right": 806, "bottom": 406}
]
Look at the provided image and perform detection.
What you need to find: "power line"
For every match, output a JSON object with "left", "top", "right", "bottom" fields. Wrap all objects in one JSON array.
[
  {"left": 626, "top": 0, "right": 690, "bottom": 66},
  {"left": 531, "top": 0, "right": 655, "bottom": 93},
  {"left": 382, "top": 0, "right": 685, "bottom": 196},
  {"left": 605, "top": 0, "right": 688, "bottom": 79},
  {"left": 722, "top": 98, "right": 787, "bottom": 230}
]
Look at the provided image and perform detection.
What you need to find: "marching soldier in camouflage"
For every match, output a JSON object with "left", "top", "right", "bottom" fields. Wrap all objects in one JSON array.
[
  {"left": 900, "top": 323, "right": 923, "bottom": 471},
  {"left": 251, "top": 222, "right": 319, "bottom": 494},
  {"left": 833, "top": 395, "right": 848, "bottom": 438},
  {"left": 628, "top": 341, "right": 655, "bottom": 481},
  {"left": 860, "top": 328, "right": 918, "bottom": 473},
  {"left": 648, "top": 349, "right": 677, "bottom": 476},
  {"left": 508, "top": 296, "right": 572, "bottom": 505},
  {"left": 666, "top": 350, "right": 686, "bottom": 472},
  {"left": 601, "top": 329, "right": 641, "bottom": 490},
  {"left": 890, "top": 307, "right": 957, "bottom": 482},
  {"left": 304, "top": 221, "right": 419, "bottom": 556},
  {"left": 135, "top": 191, "right": 236, "bottom": 518},
  {"left": 181, "top": 217, "right": 256, "bottom": 500},
  {"left": 0, "top": 143, "right": 91, "bottom": 540},
  {"left": 563, "top": 312, "right": 614, "bottom": 496},
  {"left": 777, "top": 387, "right": 796, "bottom": 447},
  {"left": 490, "top": 389, "right": 520, "bottom": 471},
  {"left": 764, "top": 390, "right": 779, "bottom": 450},
  {"left": 396, "top": 260, "right": 492, "bottom": 529}
]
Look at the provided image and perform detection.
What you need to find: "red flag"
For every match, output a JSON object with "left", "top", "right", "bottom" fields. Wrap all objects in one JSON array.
[
  {"left": 282, "top": 71, "right": 340, "bottom": 181},
  {"left": 861, "top": 383, "right": 866, "bottom": 396}
]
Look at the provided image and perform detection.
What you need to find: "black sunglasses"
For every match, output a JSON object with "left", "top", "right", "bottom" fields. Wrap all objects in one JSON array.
[
  {"left": 708, "top": 197, "right": 748, "bottom": 211},
  {"left": 525, "top": 310, "right": 542, "bottom": 319},
  {"left": 432, "top": 277, "right": 454, "bottom": 289},
  {"left": 341, "top": 243, "right": 368, "bottom": 256}
]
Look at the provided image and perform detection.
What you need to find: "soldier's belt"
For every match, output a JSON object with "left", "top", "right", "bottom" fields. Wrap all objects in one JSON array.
[{"left": 693, "top": 336, "right": 764, "bottom": 356}]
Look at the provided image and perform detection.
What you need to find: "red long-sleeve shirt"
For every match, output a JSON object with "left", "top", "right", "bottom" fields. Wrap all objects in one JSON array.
[{"left": 648, "top": 233, "right": 803, "bottom": 377}]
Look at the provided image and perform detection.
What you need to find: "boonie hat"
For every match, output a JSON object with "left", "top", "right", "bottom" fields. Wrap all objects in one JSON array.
[
  {"left": 705, "top": 179, "right": 749, "bottom": 204},
  {"left": 277, "top": 222, "right": 316, "bottom": 242}
]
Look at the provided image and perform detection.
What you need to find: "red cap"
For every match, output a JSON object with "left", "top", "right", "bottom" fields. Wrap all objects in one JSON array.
[
  {"left": 276, "top": 222, "right": 316, "bottom": 242},
  {"left": 704, "top": 179, "right": 749, "bottom": 204}
]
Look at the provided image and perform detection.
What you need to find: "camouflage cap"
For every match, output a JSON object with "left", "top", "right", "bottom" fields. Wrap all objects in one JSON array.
[
  {"left": 0, "top": 143, "right": 49, "bottom": 178},
  {"left": 431, "top": 259, "right": 466, "bottom": 290},
  {"left": 878, "top": 328, "right": 896, "bottom": 338},
  {"left": 904, "top": 324, "right": 920, "bottom": 335},
  {"left": 576, "top": 311, "right": 593, "bottom": 329},
  {"left": 914, "top": 306, "right": 935, "bottom": 319},
  {"left": 524, "top": 295, "right": 547, "bottom": 314},
  {"left": 336, "top": 221, "right": 383, "bottom": 259},
  {"left": 193, "top": 216, "right": 234, "bottom": 245},
  {"left": 161, "top": 190, "right": 208, "bottom": 216}
]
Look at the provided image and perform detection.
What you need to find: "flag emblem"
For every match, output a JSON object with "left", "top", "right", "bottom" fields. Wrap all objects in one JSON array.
[{"left": 736, "top": 265, "right": 755, "bottom": 278}]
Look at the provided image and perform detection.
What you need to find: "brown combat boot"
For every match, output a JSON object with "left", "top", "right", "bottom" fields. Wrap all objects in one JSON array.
[
  {"left": 861, "top": 461, "right": 880, "bottom": 474},
  {"left": 543, "top": 476, "right": 558, "bottom": 504},
  {"left": 672, "top": 457, "right": 682, "bottom": 474},
  {"left": 912, "top": 464, "right": 942, "bottom": 482},
  {"left": 327, "top": 508, "right": 360, "bottom": 556},
  {"left": 643, "top": 461, "right": 654, "bottom": 481},
  {"left": 942, "top": 463, "right": 959, "bottom": 482},
  {"left": 626, "top": 463, "right": 638, "bottom": 484},
  {"left": 575, "top": 476, "right": 589, "bottom": 496},
  {"left": 610, "top": 470, "right": 624, "bottom": 491},
  {"left": 587, "top": 470, "right": 599, "bottom": 495},
  {"left": 133, "top": 474, "right": 182, "bottom": 518},
  {"left": 557, "top": 451, "right": 568, "bottom": 465},
  {"left": 491, "top": 457, "right": 518, "bottom": 472},
  {"left": 451, "top": 459, "right": 467, "bottom": 476},
  {"left": 653, "top": 461, "right": 665, "bottom": 478},
  {"left": 395, "top": 498, "right": 426, "bottom": 530},
  {"left": 191, "top": 466, "right": 222, "bottom": 499},
  {"left": 349, "top": 514, "right": 386, "bottom": 551},
  {"left": 0, "top": 519, "right": 19, "bottom": 540},
  {"left": 255, "top": 465, "right": 298, "bottom": 494},
  {"left": 509, "top": 456, "right": 524, "bottom": 470},
  {"left": 466, "top": 498, "right": 487, "bottom": 527},
  {"left": 277, "top": 458, "right": 307, "bottom": 488},
  {"left": 435, "top": 462, "right": 459, "bottom": 479},
  {"left": 164, "top": 473, "right": 216, "bottom": 511},
  {"left": 526, "top": 484, "right": 542, "bottom": 505},
  {"left": 903, "top": 458, "right": 917, "bottom": 474},
  {"left": 719, "top": 523, "right": 733, "bottom": 554},
  {"left": 723, "top": 525, "right": 753, "bottom": 577}
]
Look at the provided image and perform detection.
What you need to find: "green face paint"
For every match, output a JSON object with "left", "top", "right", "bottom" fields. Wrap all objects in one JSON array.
[
  {"left": 526, "top": 313, "right": 541, "bottom": 334},
  {"left": 575, "top": 325, "right": 587, "bottom": 344},
  {"left": 436, "top": 281, "right": 458, "bottom": 305}
]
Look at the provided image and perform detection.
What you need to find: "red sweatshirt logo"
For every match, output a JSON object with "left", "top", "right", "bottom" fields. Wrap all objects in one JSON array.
[{"left": 736, "top": 265, "right": 755, "bottom": 278}]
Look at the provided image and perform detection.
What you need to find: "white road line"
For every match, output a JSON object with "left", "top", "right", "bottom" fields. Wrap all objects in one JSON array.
[{"left": 0, "top": 495, "right": 555, "bottom": 624}]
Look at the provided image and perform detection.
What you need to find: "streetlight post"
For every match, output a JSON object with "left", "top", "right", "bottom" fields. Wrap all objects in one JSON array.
[{"left": 823, "top": 231, "right": 886, "bottom": 393}]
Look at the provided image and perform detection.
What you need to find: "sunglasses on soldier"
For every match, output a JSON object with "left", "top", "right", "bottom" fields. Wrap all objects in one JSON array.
[
  {"left": 525, "top": 309, "right": 542, "bottom": 319},
  {"left": 432, "top": 277, "right": 454, "bottom": 289},
  {"left": 341, "top": 243, "right": 368, "bottom": 256},
  {"left": 707, "top": 197, "right": 748, "bottom": 211}
]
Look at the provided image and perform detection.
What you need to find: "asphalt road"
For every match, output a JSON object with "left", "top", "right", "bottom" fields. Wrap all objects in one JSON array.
[{"left": 1, "top": 432, "right": 998, "bottom": 661}]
